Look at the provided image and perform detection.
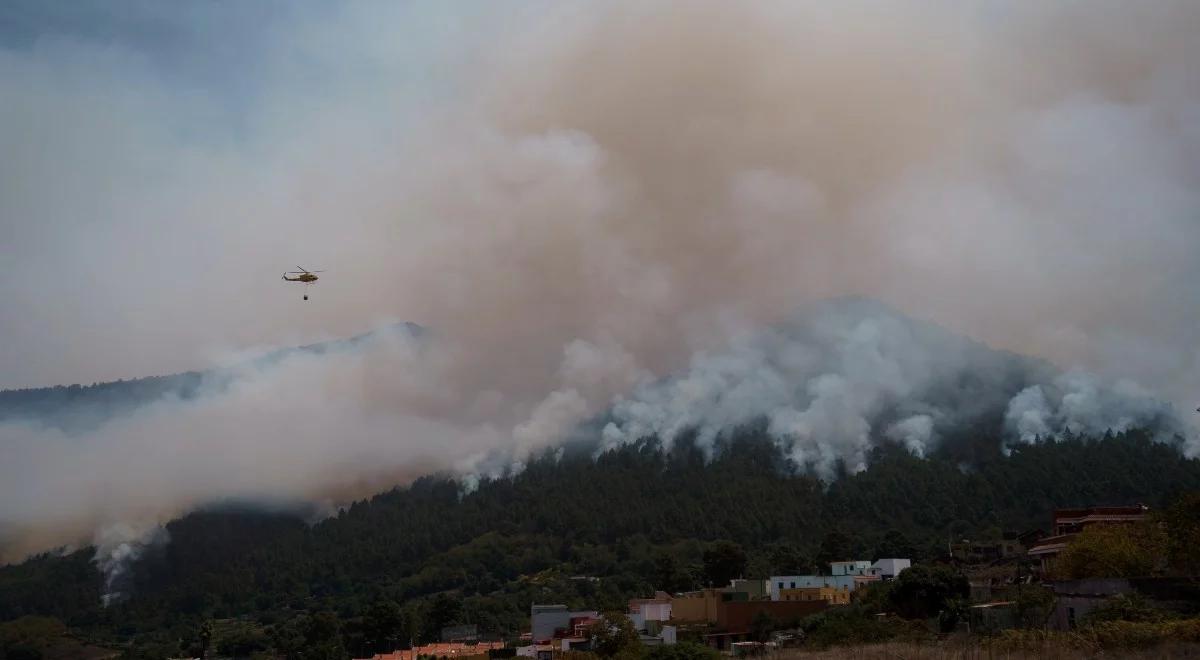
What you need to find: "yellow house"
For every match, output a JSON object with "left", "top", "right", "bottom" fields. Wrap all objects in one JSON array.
[{"left": 778, "top": 586, "right": 850, "bottom": 606}]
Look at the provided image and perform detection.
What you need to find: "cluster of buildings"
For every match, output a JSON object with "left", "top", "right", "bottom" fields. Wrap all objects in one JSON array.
[
  {"left": 951, "top": 533, "right": 1037, "bottom": 565},
  {"left": 357, "top": 557, "right": 913, "bottom": 660},
  {"left": 519, "top": 602, "right": 677, "bottom": 659},
  {"left": 958, "top": 505, "right": 1151, "bottom": 602},
  {"left": 768, "top": 558, "right": 911, "bottom": 603},
  {"left": 517, "top": 558, "right": 913, "bottom": 655},
  {"left": 961, "top": 503, "right": 1194, "bottom": 633},
  {"left": 1025, "top": 505, "right": 1149, "bottom": 575},
  {"left": 361, "top": 502, "right": 1181, "bottom": 659},
  {"left": 364, "top": 641, "right": 507, "bottom": 660}
]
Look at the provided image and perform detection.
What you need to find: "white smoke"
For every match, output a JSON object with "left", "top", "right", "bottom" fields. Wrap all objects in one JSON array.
[
  {"left": 93, "top": 523, "right": 169, "bottom": 606},
  {"left": 514, "top": 338, "right": 648, "bottom": 454},
  {"left": 0, "top": 325, "right": 509, "bottom": 563},
  {"left": 886, "top": 415, "right": 936, "bottom": 459},
  {"left": 602, "top": 299, "right": 1191, "bottom": 478},
  {"left": 1, "top": 0, "right": 1199, "bottom": 571},
  {"left": 1004, "top": 369, "right": 1186, "bottom": 450}
]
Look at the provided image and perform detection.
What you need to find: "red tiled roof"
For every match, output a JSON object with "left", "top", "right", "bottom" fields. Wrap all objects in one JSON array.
[
  {"left": 1028, "top": 533, "right": 1074, "bottom": 555},
  {"left": 1054, "top": 506, "right": 1147, "bottom": 523}
]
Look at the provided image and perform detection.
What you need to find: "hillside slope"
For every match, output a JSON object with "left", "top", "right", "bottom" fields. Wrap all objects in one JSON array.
[{"left": 1, "top": 430, "right": 1196, "bottom": 646}]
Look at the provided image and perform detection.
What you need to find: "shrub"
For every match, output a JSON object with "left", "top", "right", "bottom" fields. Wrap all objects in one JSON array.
[
  {"left": 1055, "top": 522, "right": 1167, "bottom": 579},
  {"left": 643, "top": 641, "right": 721, "bottom": 660},
  {"left": 886, "top": 564, "right": 969, "bottom": 619},
  {"left": 985, "top": 618, "right": 1200, "bottom": 653},
  {"left": 1083, "top": 593, "right": 1172, "bottom": 625},
  {"left": 800, "top": 609, "right": 933, "bottom": 649}
]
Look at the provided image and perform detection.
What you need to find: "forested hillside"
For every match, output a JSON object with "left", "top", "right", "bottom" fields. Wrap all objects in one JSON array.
[{"left": 1, "top": 429, "right": 1197, "bottom": 656}]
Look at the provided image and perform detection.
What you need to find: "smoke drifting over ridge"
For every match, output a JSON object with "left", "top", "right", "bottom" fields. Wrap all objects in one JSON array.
[
  {"left": 2, "top": 0, "right": 1200, "bottom": 576},
  {"left": 600, "top": 298, "right": 1189, "bottom": 477}
]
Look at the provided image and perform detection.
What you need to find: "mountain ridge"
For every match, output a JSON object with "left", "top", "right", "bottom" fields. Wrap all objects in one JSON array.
[{"left": 0, "top": 322, "right": 424, "bottom": 431}]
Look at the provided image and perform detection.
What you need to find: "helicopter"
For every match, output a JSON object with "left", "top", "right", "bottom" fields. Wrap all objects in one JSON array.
[{"left": 282, "top": 266, "right": 324, "bottom": 300}]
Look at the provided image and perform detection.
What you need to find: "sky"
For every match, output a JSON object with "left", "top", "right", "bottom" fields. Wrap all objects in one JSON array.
[
  {"left": 1, "top": 0, "right": 1199, "bottom": 566},
  {"left": 0, "top": 0, "right": 508, "bottom": 387},
  {"left": 2, "top": 1, "right": 1198, "bottom": 395}
]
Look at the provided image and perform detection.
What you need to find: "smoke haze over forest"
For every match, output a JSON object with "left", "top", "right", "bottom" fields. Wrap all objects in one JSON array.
[{"left": 2, "top": 0, "right": 1199, "bottom": 577}]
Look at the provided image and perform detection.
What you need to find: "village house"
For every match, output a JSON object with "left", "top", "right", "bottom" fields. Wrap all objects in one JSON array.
[
  {"left": 831, "top": 560, "right": 873, "bottom": 576},
  {"left": 626, "top": 592, "right": 679, "bottom": 646},
  {"left": 1049, "top": 578, "right": 1134, "bottom": 630},
  {"left": 528, "top": 605, "right": 600, "bottom": 644},
  {"left": 522, "top": 601, "right": 680, "bottom": 657},
  {"left": 1026, "top": 505, "right": 1148, "bottom": 575},
  {"left": 769, "top": 558, "right": 910, "bottom": 601},
  {"left": 867, "top": 558, "right": 911, "bottom": 580},
  {"left": 669, "top": 588, "right": 724, "bottom": 624},
  {"left": 950, "top": 535, "right": 1027, "bottom": 564},
  {"left": 778, "top": 586, "right": 850, "bottom": 605},
  {"left": 1045, "top": 576, "right": 1200, "bottom": 631},
  {"left": 769, "top": 574, "right": 855, "bottom": 598},
  {"left": 967, "top": 601, "right": 1017, "bottom": 634},
  {"left": 628, "top": 591, "right": 672, "bottom": 630},
  {"left": 702, "top": 600, "right": 828, "bottom": 651},
  {"left": 727, "top": 578, "right": 770, "bottom": 600}
]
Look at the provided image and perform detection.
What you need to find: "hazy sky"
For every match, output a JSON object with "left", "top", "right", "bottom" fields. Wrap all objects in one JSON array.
[
  {"left": 3, "top": 1, "right": 1198, "bottom": 396},
  {"left": 2, "top": 0, "right": 1199, "bottom": 564},
  {"left": 0, "top": 0, "right": 508, "bottom": 387}
]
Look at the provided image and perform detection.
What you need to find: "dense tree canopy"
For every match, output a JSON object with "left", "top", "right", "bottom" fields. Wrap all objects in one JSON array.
[
  {"left": 588, "top": 613, "right": 640, "bottom": 658},
  {"left": 0, "top": 430, "right": 1196, "bottom": 658},
  {"left": 1159, "top": 492, "right": 1200, "bottom": 576},
  {"left": 886, "top": 565, "right": 970, "bottom": 620},
  {"left": 701, "top": 542, "right": 747, "bottom": 588}
]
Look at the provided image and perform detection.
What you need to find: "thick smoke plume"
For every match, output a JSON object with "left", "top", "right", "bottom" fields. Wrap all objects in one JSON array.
[
  {"left": 2, "top": 1, "right": 1199, "bottom": 579},
  {"left": 1005, "top": 371, "right": 1181, "bottom": 448},
  {"left": 600, "top": 298, "right": 1191, "bottom": 476}
]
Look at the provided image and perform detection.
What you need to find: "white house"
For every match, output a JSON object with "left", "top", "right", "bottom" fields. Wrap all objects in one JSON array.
[
  {"left": 830, "top": 561, "right": 873, "bottom": 577},
  {"left": 628, "top": 591, "right": 672, "bottom": 630},
  {"left": 769, "top": 561, "right": 887, "bottom": 601},
  {"left": 869, "top": 558, "right": 911, "bottom": 580},
  {"left": 769, "top": 575, "right": 857, "bottom": 599}
]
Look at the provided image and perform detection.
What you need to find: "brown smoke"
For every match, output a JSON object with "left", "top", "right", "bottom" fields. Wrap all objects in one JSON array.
[
  {"left": 385, "top": 0, "right": 1200, "bottom": 440},
  {"left": 2, "top": 0, "right": 1199, "bottom": 563}
]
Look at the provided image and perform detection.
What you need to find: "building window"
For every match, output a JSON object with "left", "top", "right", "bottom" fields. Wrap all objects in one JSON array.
[{"left": 790, "top": 582, "right": 795, "bottom": 589}]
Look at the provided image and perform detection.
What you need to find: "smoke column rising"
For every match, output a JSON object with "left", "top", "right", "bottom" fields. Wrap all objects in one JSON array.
[
  {"left": 1, "top": 0, "right": 1199, "bottom": 575},
  {"left": 93, "top": 523, "right": 169, "bottom": 606}
]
